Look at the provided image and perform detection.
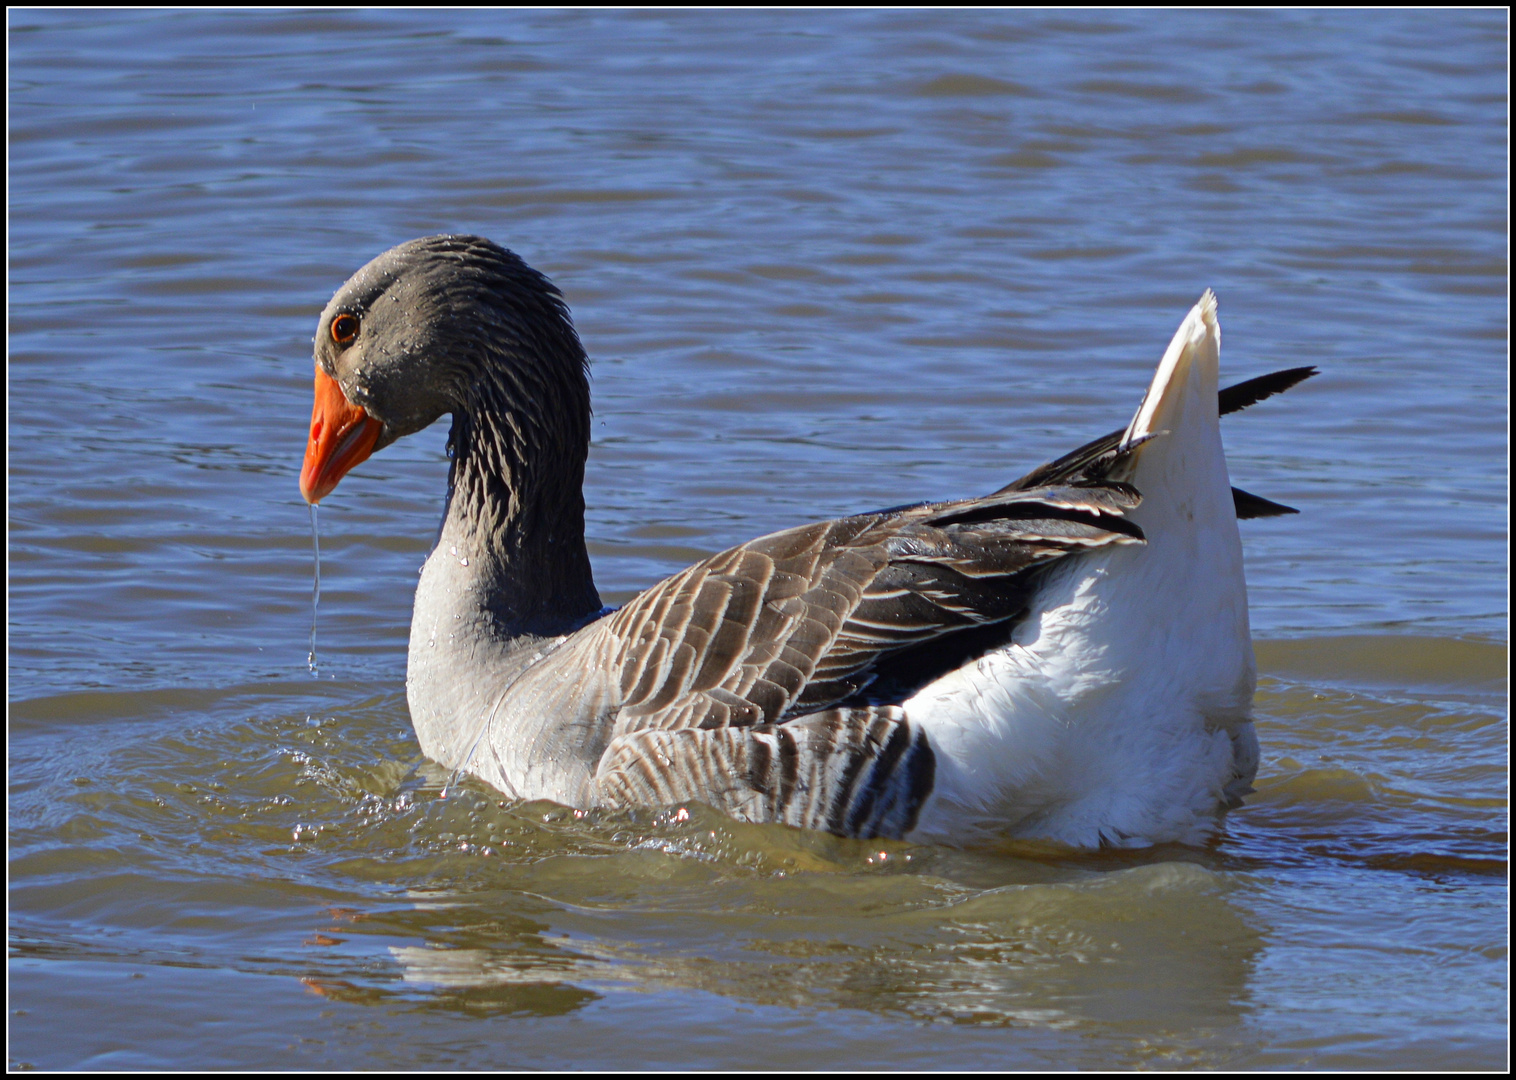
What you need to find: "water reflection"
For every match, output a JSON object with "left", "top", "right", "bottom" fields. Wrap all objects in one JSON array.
[{"left": 357, "top": 809, "right": 1265, "bottom": 1032}]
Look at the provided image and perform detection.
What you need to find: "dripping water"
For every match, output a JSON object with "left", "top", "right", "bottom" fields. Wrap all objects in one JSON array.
[{"left": 308, "top": 503, "right": 321, "bottom": 675}]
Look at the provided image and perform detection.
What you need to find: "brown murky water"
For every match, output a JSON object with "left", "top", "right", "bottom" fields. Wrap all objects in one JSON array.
[{"left": 9, "top": 9, "right": 1507, "bottom": 1069}]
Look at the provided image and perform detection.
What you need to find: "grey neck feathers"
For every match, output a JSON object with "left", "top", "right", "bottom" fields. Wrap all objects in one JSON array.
[{"left": 435, "top": 336, "right": 602, "bottom": 640}]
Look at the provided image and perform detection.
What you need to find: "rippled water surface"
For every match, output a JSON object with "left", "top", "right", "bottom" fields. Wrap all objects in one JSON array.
[{"left": 9, "top": 9, "right": 1507, "bottom": 1069}]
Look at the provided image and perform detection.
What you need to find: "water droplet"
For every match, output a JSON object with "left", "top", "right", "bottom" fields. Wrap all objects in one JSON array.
[{"left": 308, "top": 504, "right": 322, "bottom": 675}]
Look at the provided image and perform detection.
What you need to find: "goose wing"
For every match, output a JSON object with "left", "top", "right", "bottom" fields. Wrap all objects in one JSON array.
[
  {"left": 595, "top": 705, "right": 940, "bottom": 838},
  {"left": 585, "top": 481, "right": 1142, "bottom": 835},
  {"left": 599, "top": 482, "right": 1143, "bottom": 735}
]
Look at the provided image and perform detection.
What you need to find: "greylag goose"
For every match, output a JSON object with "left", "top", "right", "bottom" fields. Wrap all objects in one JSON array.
[{"left": 300, "top": 235, "right": 1313, "bottom": 848}]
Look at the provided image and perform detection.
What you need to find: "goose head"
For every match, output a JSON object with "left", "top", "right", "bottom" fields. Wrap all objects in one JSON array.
[{"left": 299, "top": 234, "right": 589, "bottom": 505}]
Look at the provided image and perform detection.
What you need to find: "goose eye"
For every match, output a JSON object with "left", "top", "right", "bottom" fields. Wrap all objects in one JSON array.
[{"left": 331, "top": 314, "right": 360, "bottom": 345}]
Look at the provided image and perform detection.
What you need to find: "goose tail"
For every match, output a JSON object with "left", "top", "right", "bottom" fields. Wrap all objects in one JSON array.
[
  {"left": 1114, "top": 290, "right": 1240, "bottom": 555},
  {"left": 1117, "top": 289, "right": 1256, "bottom": 730},
  {"left": 1120, "top": 289, "right": 1222, "bottom": 457}
]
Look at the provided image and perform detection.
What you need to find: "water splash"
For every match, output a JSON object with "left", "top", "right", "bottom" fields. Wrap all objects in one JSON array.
[{"left": 308, "top": 503, "right": 321, "bottom": 675}]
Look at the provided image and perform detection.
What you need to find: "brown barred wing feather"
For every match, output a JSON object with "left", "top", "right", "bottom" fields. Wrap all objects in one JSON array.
[
  {"left": 597, "top": 483, "right": 1145, "bottom": 748},
  {"left": 594, "top": 706, "right": 937, "bottom": 839}
]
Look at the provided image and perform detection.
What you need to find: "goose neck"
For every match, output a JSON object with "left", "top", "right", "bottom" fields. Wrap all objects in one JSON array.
[{"left": 434, "top": 366, "right": 601, "bottom": 638}]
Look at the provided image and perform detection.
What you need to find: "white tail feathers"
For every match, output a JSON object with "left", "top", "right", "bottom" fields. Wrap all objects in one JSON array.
[{"left": 1121, "top": 290, "right": 1221, "bottom": 452}]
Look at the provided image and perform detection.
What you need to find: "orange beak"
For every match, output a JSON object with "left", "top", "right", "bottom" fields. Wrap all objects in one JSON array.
[{"left": 300, "top": 366, "right": 383, "bottom": 504}]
